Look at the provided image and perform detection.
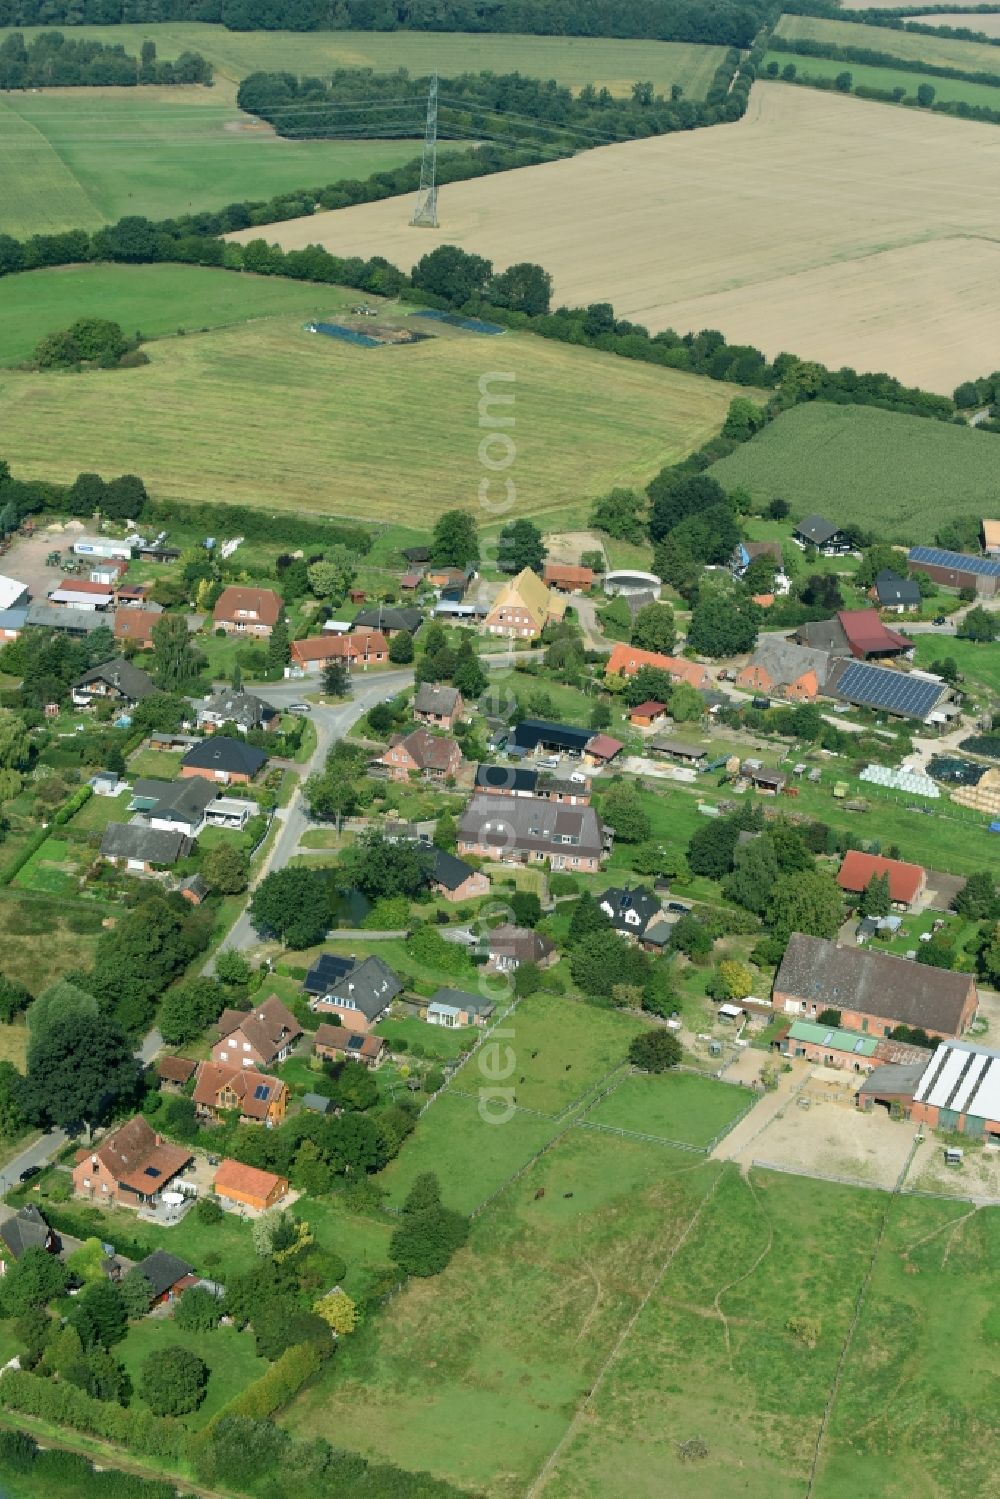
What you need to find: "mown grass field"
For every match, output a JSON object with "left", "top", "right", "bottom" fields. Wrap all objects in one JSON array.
[
  {"left": 776, "top": 12, "right": 1000, "bottom": 73},
  {"left": 766, "top": 54, "right": 1000, "bottom": 110},
  {"left": 0, "top": 263, "right": 353, "bottom": 368},
  {"left": 914, "top": 634, "right": 1000, "bottom": 696},
  {"left": 587, "top": 1071, "right": 751, "bottom": 1147},
  {"left": 711, "top": 401, "right": 1000, "bottom": 545},
  {"left": 0, "top": 89, "right": 428, "bottom": 239},
  {"left": 0, "top": 24, "right": 726, "bottom": 98},
  {"left": 0, "top": 268, "right": 743, "bottom": 523},
  {"left": 117, "top": 1320, "right": 267, "bottom": 1429}
]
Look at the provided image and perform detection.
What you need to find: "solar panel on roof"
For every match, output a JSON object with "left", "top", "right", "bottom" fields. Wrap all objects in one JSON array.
[
  {"left": 834, "top": 662, "right": 944, "bottom": 719},
  {"left": 253, "top": 1084, "right": 270, "bottom": 1101},
  {"left": 908, "top": 546, "right": 1000, "bottom": 579},
  {"left": 347, "top": 1034, "right": 364, "bottom": 1049}
]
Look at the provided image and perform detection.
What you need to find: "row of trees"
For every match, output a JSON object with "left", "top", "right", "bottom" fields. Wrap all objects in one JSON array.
[{"left": 0, "top": 30, "right": 211, "bottom": 88}]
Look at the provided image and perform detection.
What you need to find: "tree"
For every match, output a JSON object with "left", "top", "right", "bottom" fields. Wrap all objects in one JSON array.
[
  {"left": 26, "top": 978, "right": 97, "bottom": 1038},
  {"left": 959, "top": 606, "right": 999, "bottom": 643},
  {"left": 151, "top": 613, "right": 202, "bottom": 690},
  {"left": 834, "top": 70, "right": 852, "bottom": 91},
  {"left": 307, "top": 556, "right": 354, "bottom": 599},
  {"left": 322, "top": 660, "right": 351, "bottom": 697},
  {"left": 628, "top": 1029, "right": 681, "bottom": 1072},
  {"left": 313, "top": 1289, "right": 357, "bottom": 1334},
  {"left": 817, "top": 1008, "right": 842, "bottom": 1028},
  {"left": 433, "top": 811, "right": 457, "bottom": 852},
  {"left": 158, "top": 978, "right": 227, "bottom": 1047},
  {"left": 724, "top": 837, "right": 778, "bottom": 914},
  {"left": 0, "top": 1248, "right": 68, "bottom": 1317},
  {"left": 631, "top": 841, "right": 681, "bottom": 880},
  {"left": 916, "top": 82, "right": 936, "bottom": 106},
  {"left": 590, "top": 487, "right": 646, "bottom": 544},
  {"left": 390, "top": 1173, "right": 469, "bottom": 1278},
  {"left": 648, "top": 472, "right": 729, "bottom": 544},
  {"left": 35, "top": 318, "right": 127, "bottom": 370},
  {"left": 130, "top": 691, "right": 190, "bottom": 734},
  {"left": 859, "top": 872, "right": 891, "bottom": 918},
  {"left": 623, "top": 665, "right": 676, "bottom": 708},
  {"left": 688, "top": 586, "right": 759, "bottom": 658},
  {"left": 497, "top": 519, "right": 545, "bottom": 574},
  {"left": 568, "top": 891, "right": 612, "bottom": 944},
  {"left": 603, "top": 786, "right": 652, "bottom": 843},
  {"left": 717, "top": 959, "right": 754, "bottom": 1000},
  {"left": 856, "top": 543, "right": 903, "bottom": 591},
  {"left": 0, "top": 709, "right": 30, "bottom": 772},
  {"left": 118, "top": 1269, "right": 155, "bottom": 1320},
  {"left": 589, "top": 699, "right": 612, "bottom": 732},
  {"left": 412, "top": 245, "right": 492, "bottom": 306},
  {"left": 339, "top": 829, "right": 431, "bottom": 900},
  {"left": 488, "top": 261, "right": 552, "bottom": 315},
  {"left": 431, "top": 509, "right": 479, "bottom": 568},
  {"left": 687, "top": 817, "right": 742, "bottom": 879},
  {"left": 722, "top": 397, "right": 767, "bottom": 441},
  {"left": 65, "top": 1344, "right": 131, "bottom": 1406},
  {"left": 955, "top": 871, "right": 1000, "bottom": 921},
  {"left": 139, "top": 1345, "right": 208, "bottom": 1416},
  {"left": 175, "top": 1286, "right": 222, "bottom": 1333},
  {"left": 69, "top": 1280, "right": 127, "bottom": 1350},
  {"left": 769, "top": 498, "right": 790, "bottom": 519},
  {"left": 250, "top": 867, "right": 333, "bottom": 948},
  {"left": 388, "top": 630, "right": 414, "bottom": 664},
  {"left": 671, "top": 914, "right": 713, "bottom": 962},
  {"left": 630, "top": 602, "right": 676, "bottom": 655},
  {"left": 570, "top": 930, "right": 649, "bottom": 996},
  {"left": 23, "top": 1013, "right": 140, "bottom": 1130},
  {"left": 0, "top": 1059, "right": 26, "bottom": 1138},
  {"left": 203, "top": 841, "right": 249, "bottom": 894},
  {"left": 766, "top": 871, "right": 844, "bottom": 943},
  {"left": 510, "top": 891, "right": 542, "bottom": 927},
  {"left": 267, "top": 617, "right": 290, "bottom": 673},
  {"left": 669, "top": 683, "right": 704, "bottom": 723},
  {"left": 0, "top": 975, "right": 32, "bottom": 1025},
  {"left": 453, "top": 651, "right": 487, "bottom": 698},
  {"left": 103, "top": 474, "right": 146, "bottom": 522}
]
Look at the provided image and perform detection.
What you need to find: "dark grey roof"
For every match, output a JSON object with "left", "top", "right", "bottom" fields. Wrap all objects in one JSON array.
[
  {"left": 178, "top": 873, "right": 208, "bottom": 898},
  {"left": 458, "top": 793, "right": 605, "bottom": 859},
  {"left": 26, "top": 602, "right": 110, "bottom": 633},
  {"left": 794, "top": 515, "right": 842, "bottom": 545},
  {"left": 857, "top": 1062, "right": 927, "bottom": 1098},
  {"left": 598, "top": 885, "right": 660, "bottom": 935},
  {"left": 200, "top": 689, "right": 277, "bottom": 728},
  {"left": 875, "top": 570, "right": 921, "bottom": 607},
  {"left": 650, "top": 737, "right": 708, "bottom": 759},
  {"left": 301, "top": 1092, "right": 334, "bottom": 1114},
  {"left": 0, "top": 607, "right": 28, "bottom": 629},
  {"left": 134, "top": 1249, "right": 195, "bottom": 1299},
  {"left": 427, "top": 987, "right": 495, "bottom": 1018},
  {"left": 746, "top": 635, "right": 832, "bottom": 690},
  {"left": 793, "top": 617, "right": 851, "bottom": 656},
  {"left": 775, "top": 934, "right": 974, "bottom": 1033},
  {"left": 624, "top": 590, "right": 659, "bottom": 618},
  {"left": 304, "top": 952, "right": 356, "bottom": 996},
  {"left": 355, "top": 606, "right": 423, "bottom": 634},
  {"left": 327, "top": 955, "right": 403, "bottom": 1020},
  {"left": 475, "top": 762, "right": 538, "bottom": 794},
  {"left": 430, "top": 848, "right": 478, "bottom": 891},
  {"left": 181, "top": 736, "right": 267, "bottom": 777},
  {"left": 487, "top": 924, "right": 555, "bottom": 963},
  {"left": 509, "top": 719, "right": 591, "bottom": 754},
  {"left": 75, "top": 658, "right": 156, "bottom": 701},
  {"left": 401, "top": 546, "right": 431, "bottom": 563},
  {"left": 414, "top": 682, "right": 461, "bottom": 716},
  {"left": 0, "top": 1205, "right": 53, "bottom": 1260},
  {"left": 100, "top": 822, "right": 187, "bottom": 864},
  {"left": 132, "top": 777, "right": 219, "bottom": 827}
]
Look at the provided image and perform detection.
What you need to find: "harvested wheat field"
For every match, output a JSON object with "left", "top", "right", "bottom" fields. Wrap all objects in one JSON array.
[{"left": 231, "top": 84, "right": 1000, "bottom": 392}]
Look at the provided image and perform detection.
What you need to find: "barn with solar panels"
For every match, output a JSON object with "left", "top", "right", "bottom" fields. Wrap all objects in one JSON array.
[
  {"left": 909, "top": 1040, "right": 1000, "bottom": 1139},
  {"left": 826, "top": 659, "right": 956, "bottom": 723},
  {"left": 907, "top": 546, "right": 1000, "bottom": 597}
]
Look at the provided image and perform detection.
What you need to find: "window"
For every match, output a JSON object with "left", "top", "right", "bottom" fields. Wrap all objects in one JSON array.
[
  {"left": 219, "top": 1050, "right": 229, "bottom": 1061},
  {"left": 83, "top": 1177, "right": 91, "bottom": 1188},
  {"left": 101, "top": 1183, "right": 108, "bottom": 1193}
]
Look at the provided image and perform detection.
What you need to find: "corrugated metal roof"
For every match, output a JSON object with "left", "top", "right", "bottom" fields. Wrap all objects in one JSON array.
[
  {"left": 913, "top": 1039, "right": 1000, "bottom": 1119},
  {"left": 787, "top": 1020, "right": 878, "bottom": 1056}
]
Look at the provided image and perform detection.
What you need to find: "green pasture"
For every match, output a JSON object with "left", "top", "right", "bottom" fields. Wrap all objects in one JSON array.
[
  {"left": 767, "top": 51, "right": 1000, "bottom": 110},
  {"left": 0, "top": 88, "right": 428, "bottom": 239},
  {"left": 448, "top": 991, "right": 645, "bottom": 1117},
  {"left": 0, "top": 25, "right": 726, "bottom": 98},
  {"left": 711, "top": 402, "right": 1000, "bottom": 546},
  {"left": 0, "top": 263, "right": 353, "bottom": 369},
  {"left": 0, "top": 891, "right": 102, "bottom": 994},
  {"left": 776, "top": 12, "right": 1000, "bottom": 74},
  {"left": 0, "top": 276, "right": 742, "bottom": 523},
  {"left": 284, "top": 1131, "right": 722, "bottom": 1495},
  {"left": 914, "top": 633, "right": 1000, "bottom": 697},
  {"left": 127, "top": 746, "right": 184, "bottom": 778},
  {"left": 587, "top": 1070, "right": 754, "bottom": 1146},
  {"left": 11, "top": 837, "right": 85, "bottom": 897},
  {"left": 373, "top": 1016, "right": 475, "bottom": 1061}
]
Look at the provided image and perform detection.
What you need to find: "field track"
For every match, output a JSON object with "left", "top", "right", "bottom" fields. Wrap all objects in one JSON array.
[{"left": 232, "top": 83, "right": 1000, "bottom": 393}]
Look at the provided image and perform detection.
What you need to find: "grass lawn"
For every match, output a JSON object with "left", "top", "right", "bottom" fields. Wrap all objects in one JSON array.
[
  {"left": 587, "top": 1070, "right": 754, "bottom": 1147},
  {"left": 284, "top": 1132, "right": 721, "bottom": 1495},
  {"left": 374, "top": 1016, "right": 476, "bottom": 1061},
  {"left": 0, "top": 25, "right": 725, "bottom": 98},
  {"left": 0, "top": 263, "right": 360, "bottom": 369},
  {"left": 710, "top": 402, "right": 1000, "bottom": 546},
  {"left": 0, "top": 90, "right": 429, "bottom": 238},
  {"left": 0, "top": 1020, "right": 28, "bottom": 1071},
  {"left": 0, "top": 284, "right": 747, "bottom": 525},
  {"left": 292, "top": 1197, "right": 396, "bottom": 1301},
  {"left": 127, "top": 747, "right": 184, "bottom": 778},
  {"left": 66, "top": 786, "right": 134, "bottom": 831},
  {"left": 376, "top": 1090, "right": 562, "bottom": 1213},
  {"left": 304, "top": 936, "right": 478, "bottom": 997},
  {"left": 117, "top": 1319, "right": 267, "bottom": 1428},
  {"left": 12, "top": 837, "right": 88, "bottom": 897},
  {"left": 448, "top": 992, "right": 645, "bottom": 1118},
  {"left": 914, "top": 633, "right": 1000, "bottom": 697}
]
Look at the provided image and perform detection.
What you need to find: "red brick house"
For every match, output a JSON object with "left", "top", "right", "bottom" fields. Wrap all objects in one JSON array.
[
  {"left": 543, "top": 562, "right": 594, "bottom": 593},
  {"left": 376, "top": 727, "right": 461, "bottom": 782},
  {"left": 213, "top": 1159, "right": 288, "bottom": 1212},
  {"left": 192, "top": 1062, "right": 288, "bottom": 1126},
  {"left": 114, "top": 607, "right": 160, "bottom": 650},
  {"left": 430, "top": 847, "right": 490, "bottom": 903},
  {"left": 836, "top": 851, "right": 926, "bottom": 910},
  {"left": 213, "top": 586, "right": 283, "bottom": 638},
  {"left": 290, "top": 631, "right": 388, "bottom": 672},
  {"left": 212, "top": 996, "right": 302, "bottom": 1069},
  {"left": 413, "top": 682, "right": 464, "bottom": 729},
  {"left": 605, "top": 644, "right": 710, "bottom": 691},
  {"left": 314, "top": 1024, "right": 386, "bottom": 1070},
  {"left": 72, "top": 1116, "right": 192, "bottom": 1209},
  {"left": 774, "top": 933, "right": 978, "bottom": 1040},
  {"left": 629, "top": 700, "right": 668, "bottom": 729}
]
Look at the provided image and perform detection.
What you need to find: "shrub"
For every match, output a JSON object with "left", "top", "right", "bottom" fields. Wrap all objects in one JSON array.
[{"left": 138, "top": 1345, "right": 208, "bottom": 1416}]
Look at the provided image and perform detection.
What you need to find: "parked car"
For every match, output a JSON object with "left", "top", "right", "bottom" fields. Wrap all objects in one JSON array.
[
  {"left": 933, "top": 615, "right": 946, "bottom": 625},
  {"left": 288, "top": 702, "right": 311, "bottom": 713},
  {"left": 18, "top": 1165, "right": 41, "bottom": 1182}
]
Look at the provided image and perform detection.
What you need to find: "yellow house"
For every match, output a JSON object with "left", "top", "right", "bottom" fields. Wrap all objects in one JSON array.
[{"left": 481, "top": 568, "right": 566, "bottom": 640}]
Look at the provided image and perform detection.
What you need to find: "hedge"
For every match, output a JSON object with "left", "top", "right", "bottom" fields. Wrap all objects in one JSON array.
[
  {"left": 0, "top": 825, "right": 49, "bottom": 887},
  {"left": 0, "top": 1370, "right": 184, "bottom": 1460},
  {"left": 35, "top": 1203, "right": 151, "bottom": 1263},
  {"left": 207, "top": 1340, "right": 322, "bottom": 1425},
  {"left": 53, "top": 784, "right": 93, "bottom": 826}
]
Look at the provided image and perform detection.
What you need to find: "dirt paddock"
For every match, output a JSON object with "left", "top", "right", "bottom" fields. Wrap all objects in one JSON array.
[
  {"left": 233, "top": 85, "right": 1000, "bottom": 391},
  {"left": 748, "top": 1088, "right": 918, "bottom": 1190}
]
